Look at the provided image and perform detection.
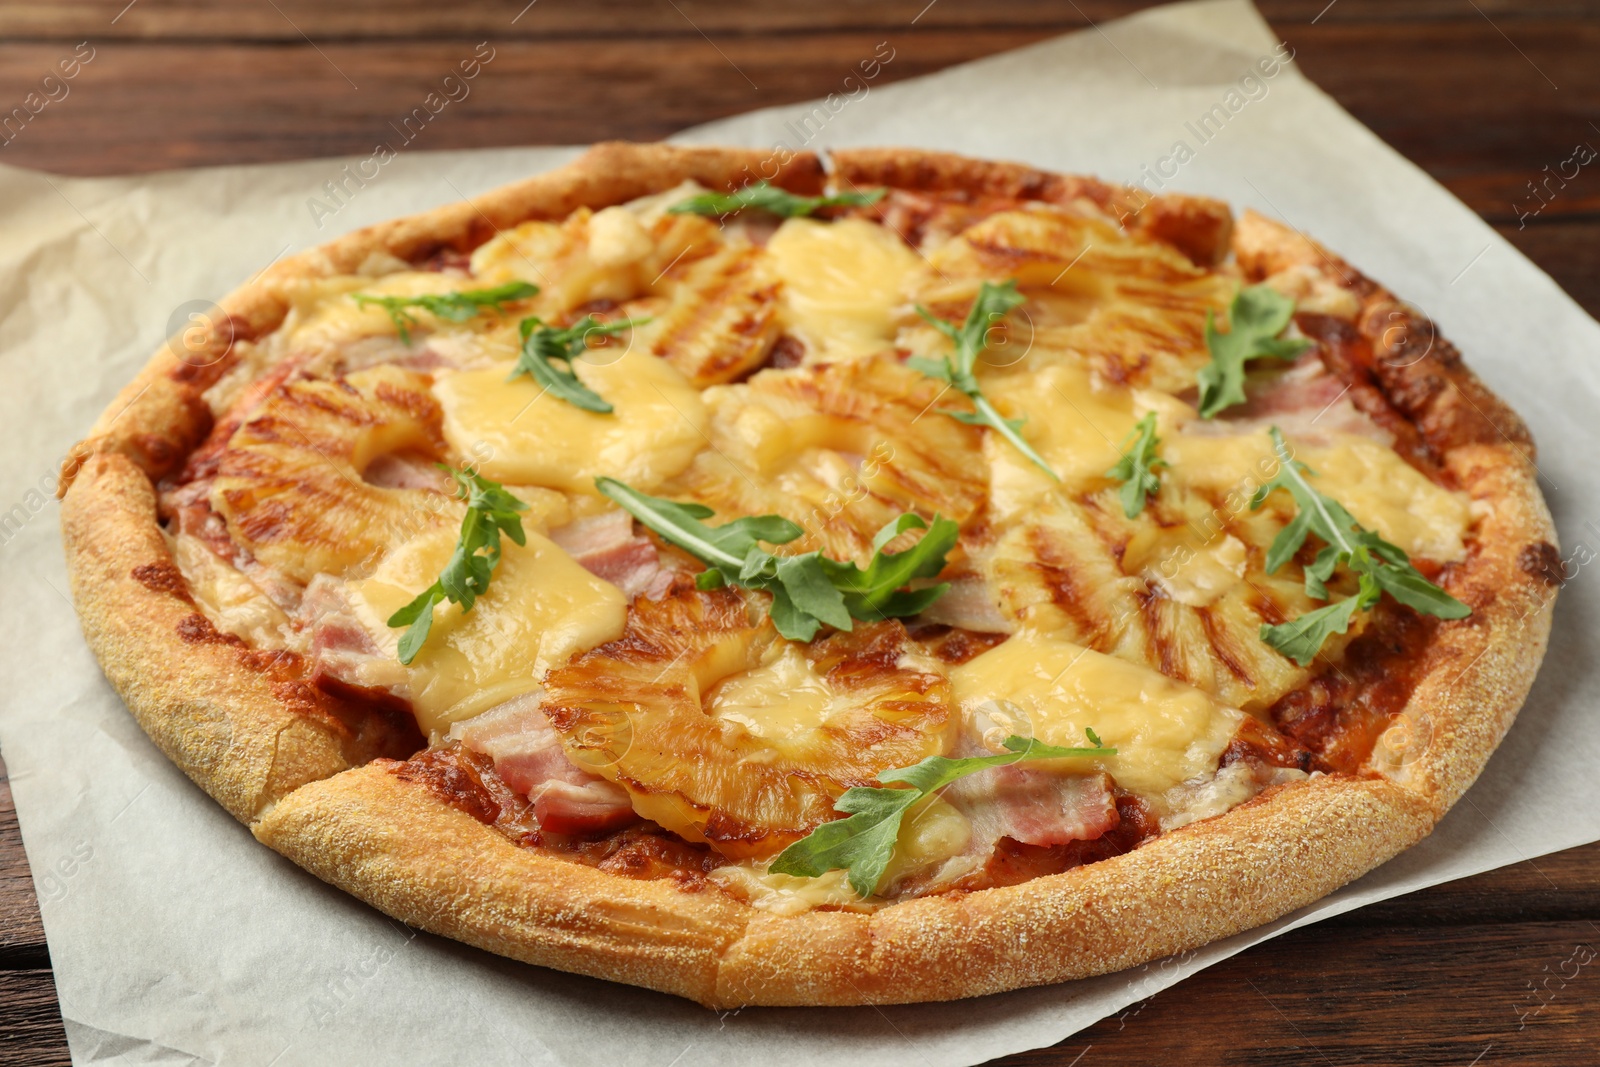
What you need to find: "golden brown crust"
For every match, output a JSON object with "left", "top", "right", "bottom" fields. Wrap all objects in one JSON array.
[
  {"left": 60, "top": 453, "right": 418, "bottom": 822},
  {"left": 1231, "top": 209, "right": 1557, "bottom": 808},
  {"left": 65, "top": 144, "right": 1558, "bottom": 1007},
  {"left": 831, "top": 146, "right": 1235, "bottom": 267},
  {"left": 255, "top": 765, "right": 1433, "bottom": 1008}
]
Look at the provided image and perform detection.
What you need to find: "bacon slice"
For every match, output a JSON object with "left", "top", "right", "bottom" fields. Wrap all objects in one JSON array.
[
  {"left": 302, "top": 574, "right": 410, "bottom": 707},
  {"left": 1185, "top": 353, "right": 1394, "bottom": 445},
  {"left": 450, "top": 693, "right": 638, "bottom": 836},
  {"left": 548, "top": 510, "right": 683, "bottom": 601},
  {"left": 361, "top": 451, "right": 451, "bottom": 491},
  {"left": 947, "top": 765, "right": 1119, "bottom": 851}
]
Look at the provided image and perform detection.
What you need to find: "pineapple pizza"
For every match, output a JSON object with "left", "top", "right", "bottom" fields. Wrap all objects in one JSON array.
[{"left": 60, "top": 144, "right": 1558, "bottom": 1006}]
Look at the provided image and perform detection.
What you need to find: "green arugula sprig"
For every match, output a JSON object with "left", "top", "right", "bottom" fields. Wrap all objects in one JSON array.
[
  {"left": 769, "top": 731, "right": 1118, "bottom": 898},
  {"left": 595, "top": 478, "right": 956, "bottom": 642},
  {"left": 352, "top": 281, "right": 539, "bottom": 344},
  {"left": 1196, "top": 284, "right": 1313, "bottom": 418},
  {"left": 387, "top": 467, "right": 529, "bottom": 665},
  {"left": 1252, "top": 427, "right": 1470, "bottom": 665},
  {"left": 511, "top": 315, "right": 651, "bottom": 414},
  {"left": 909, "top": 280, "right": 1057, "bottom": 479},
  {"left": 1106, "top": 412, "right": 1166, "bottom": 518},
  {"left": 668, "top": 181, "right": 885, "bottom": 219}
]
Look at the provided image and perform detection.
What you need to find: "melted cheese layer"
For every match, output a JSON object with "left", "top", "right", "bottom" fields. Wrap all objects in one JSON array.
[
  {"left": 434, "top": 352, "right": 707, "bottom": 495},
  {"left": 346, "top": 528, "right": 627, "bottom": 735},
  {"left": 766, "top": 217, "right": 921, "bottom": 361},
  {"left": 1164, "top": 429, "right": 1470, "bottom": 560},
  {"left": 952, "top": 631, "right": 1244, "bottom": 799}
]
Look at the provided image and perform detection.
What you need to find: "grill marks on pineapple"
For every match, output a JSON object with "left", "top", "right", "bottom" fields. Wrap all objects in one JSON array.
[
  {"left": 649, "top": 244, "right": 783, "bottom": 387},
  {"left": 209, "top": 365, "right": 453, "bottom": 583},
  {"left": 919, "top": 207, "right": 1233, "bottom": 393},
  {"left": 669, "top": 356, "right": 987, "bottom": 561},
  {"left": 982, "top": 482, "right": 1333, "bottom": 713},
  {"left": 540, "top": 589, "right": 953, "bottom": 860}
]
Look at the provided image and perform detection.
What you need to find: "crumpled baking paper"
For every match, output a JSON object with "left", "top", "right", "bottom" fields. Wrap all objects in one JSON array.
[{"left": 1, "top": 1, "right": 1597, "bottom": 1064}]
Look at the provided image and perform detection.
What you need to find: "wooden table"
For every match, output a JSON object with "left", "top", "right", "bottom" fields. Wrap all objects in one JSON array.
[{"left": 2, "top": 2, "right": 1597, "bottom": 1063}]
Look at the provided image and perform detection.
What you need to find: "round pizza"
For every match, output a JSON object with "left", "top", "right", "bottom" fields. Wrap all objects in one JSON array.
[{"left": 60, "top": 143, "right": 1558, "bottom": 1007}]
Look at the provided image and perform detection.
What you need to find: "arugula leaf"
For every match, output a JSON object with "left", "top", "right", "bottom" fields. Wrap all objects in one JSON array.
[
  {"left": 1195, "top": 285, "right": 1313, "bottom": 418},
  {"left": 768, "top": 732, "right": 1118, "bottom": 898},
  {"left": 1251, "top": 427, "right": 1469, "bottom": 665},
  {"left": 911, "top": 281, "right": 1057, "bottom": 479},
  {"left": 352, "top": 281, "right": 539, "bottom": 345},
  {"left": 1106, "top": 412, "right": 1166, "bottom": 518},
  {"left": 510, "top": 315, "right": 651, "bottom": 414},
  {"left": 667, "top": 181, "right": 885, "bottom": 219},
  {"left": 387, "top": 467, "right": 529, "bottom": 664},
  {"left": 595, "top": 478, "right": 956, "bottom": 642}
]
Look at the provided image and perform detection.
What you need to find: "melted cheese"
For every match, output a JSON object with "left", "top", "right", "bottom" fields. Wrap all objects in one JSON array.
[
  {"left": 708, "top": 794, "right": 972, "bottom": 913},
  {"left": 171, "top": 532, "right": 300, "bottom": 651},
  {"left": 709, "top": 864, "right": 866, "bottom": 915},
  {"left": 952, "top": 631, "right": 1243, "bottom": 800},
  {"left": 1144, "top": 533, "right": 1249, "bottom": 608},
  {"left": 982, "top": 363, "right": 1139, "bottom": 517},
  {"left": 279, "top": 272, "right": 525, "bottom": 352},
  {"left": 346, "top": 528, "right": 627, "bottom": 735},
  {"left": 766, "top": 217, "right": 921, "bottom": 361},
  {"left": 706, "top": 641, "right": 836, "bottom": 739},
  {"left": 434, "top": 352, "right": 707, "bottom": 494},
  {"left": 1164, "top": 429, "right": 1470, "bottom": 561},
  {"left": 879, "top": 795, "right": 973, "bottom": 888}
]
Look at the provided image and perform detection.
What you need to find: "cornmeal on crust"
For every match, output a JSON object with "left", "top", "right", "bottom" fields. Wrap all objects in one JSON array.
[{"left": 61, "top": 143, "right": 1557, "bottom": 1007}]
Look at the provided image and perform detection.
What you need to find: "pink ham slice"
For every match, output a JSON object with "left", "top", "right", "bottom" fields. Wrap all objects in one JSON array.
[
  {"left": 449, "top": 692, "right": 638, "bottom": 836},
  {"left": 1185, "top": 352, "right": 1394, "bottom": 445},
  {"left": 302, "top": 574, "right": 410, "bottom": 706},
  {"left": 361, "top": 451, "right": 450, "bottom": 491},
  {"left": 549, "top": 510, "right": 682, "bottom": 601},
  {"left": 946, "top": 764, "right": 1118, "bottom": 851}
]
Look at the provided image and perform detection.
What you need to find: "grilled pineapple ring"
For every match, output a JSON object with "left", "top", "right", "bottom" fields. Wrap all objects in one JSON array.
[
  {"left": 540, "top": 589, "right": 953, "bottom": 860},
  {"left": 209, "top": 364, "right": 454, "bottom": 583}
]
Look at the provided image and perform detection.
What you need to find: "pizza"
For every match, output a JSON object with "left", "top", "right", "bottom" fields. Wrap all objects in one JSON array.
[{"left": 59, "top": 143, "right": 1558, "bottom": 1008}]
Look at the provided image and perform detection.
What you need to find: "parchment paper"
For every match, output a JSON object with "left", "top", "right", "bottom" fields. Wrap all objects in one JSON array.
[{"left": 2, "top": 2, "right": 1597, "bottom": 1064}]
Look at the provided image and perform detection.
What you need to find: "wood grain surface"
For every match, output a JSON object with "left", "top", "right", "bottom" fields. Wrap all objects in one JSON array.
[{"left": 1, "top": 2, "right": 1596, "bottom": 1064}]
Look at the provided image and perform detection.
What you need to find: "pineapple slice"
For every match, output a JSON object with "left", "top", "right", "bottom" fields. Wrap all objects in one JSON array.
[
  {"left": 471, "top": 206, "right": 719, "bottom": 317},
  {"left": 642, "top": 241, "right": 784, "bottom": 386},
  {"left": 667, "top": 355, "right": 988, "bottom": 561},
  {"left": 977, "top": 482, "right": 1342, "bottom": 714},
  {"left": 209, "top": 364, "right": 453, "bottom": 584},
  {"left": 540, "top": 589, "right": 954, "bottom": 860},
  {"left": 910, "top": 205, "right": 1235, "bottom": 394}
]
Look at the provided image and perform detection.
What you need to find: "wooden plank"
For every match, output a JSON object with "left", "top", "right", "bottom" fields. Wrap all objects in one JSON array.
[
  {"left": 0, "top": 1, "right": 1592, "bottom": 43},
  {"left": 1000, "top": 921, "right": 1600, "bottom": 1066},
  {"left": 1332, "top": 839, "right": 1600, "bottom": 927},
  {"left": 0, "top": 971, "right": 69, "bottom": 1067},
  {"left": 1284, "top": 21, "right": 1600, "bottom": 225},
  {"left": 0, "top": 756, "right": 49, "bottom": 969},
  {"left": 0, "top": 21, "right": 1595, "bottom": 229},
  {"left": 1500, "top": 220, "right": 1600, "bottom": 320},
  {"left": 0, "top": 32, "right": 1045, "bottom": 175}
]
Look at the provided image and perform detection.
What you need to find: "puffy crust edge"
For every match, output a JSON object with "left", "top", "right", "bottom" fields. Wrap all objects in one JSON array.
[
  {"left": 64, "top": 144, "right": 1558, "bottom": 1007},
  {"left": 1231, "top": 210, "right": 1558, "bottom": 810},
  {"left": 830, "top": 146, "right": 1236, "bottom": 267},
  {"left": 254, "top": 766, "right": 1434, "bottom": 1009},
  {"left": 59, "top": 452, "right": 411, "bottom": 822}
]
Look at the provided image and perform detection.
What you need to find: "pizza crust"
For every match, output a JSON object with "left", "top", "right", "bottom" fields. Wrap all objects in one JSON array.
[
  {"left": 60, "top": 453, "right": 417, "bottom": 822},
  {"left": 61, "top": 144, "right": 1558, "bottom": 1006},
  {"left": 253, "top": 762, "right": 1435, "bottom": 1007}
]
